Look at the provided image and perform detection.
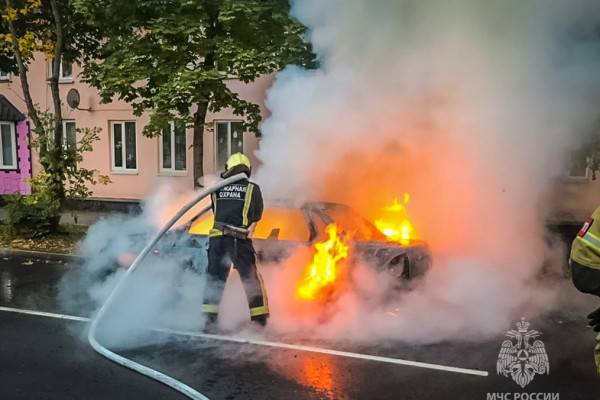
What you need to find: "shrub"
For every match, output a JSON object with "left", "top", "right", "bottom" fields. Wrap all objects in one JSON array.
[{"left": 5, "top": 173, "right": 61, "bottom": 238}]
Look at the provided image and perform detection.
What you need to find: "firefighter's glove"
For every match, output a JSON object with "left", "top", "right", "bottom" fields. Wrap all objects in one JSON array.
[{"left": 588, "top": 307, "right": 600, "bottom": 332}]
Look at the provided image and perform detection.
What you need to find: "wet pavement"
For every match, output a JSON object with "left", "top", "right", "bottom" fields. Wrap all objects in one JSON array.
[{"left": 1, "top": 251, "right": 599, "bottom": 400}]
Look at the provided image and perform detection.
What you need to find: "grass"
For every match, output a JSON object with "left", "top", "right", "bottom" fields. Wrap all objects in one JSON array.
[{"left": 0, "top": 223, "right": 87, "bottom": 254}]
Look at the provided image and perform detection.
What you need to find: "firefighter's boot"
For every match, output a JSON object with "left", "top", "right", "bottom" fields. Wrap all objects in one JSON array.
[{"left": 203, "top": 314, "right": 218, "bottom": 334}]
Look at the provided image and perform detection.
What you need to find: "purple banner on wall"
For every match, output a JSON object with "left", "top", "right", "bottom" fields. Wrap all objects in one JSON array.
[{"left": 0, "top": 120, "right": 32, "bottom": 195}]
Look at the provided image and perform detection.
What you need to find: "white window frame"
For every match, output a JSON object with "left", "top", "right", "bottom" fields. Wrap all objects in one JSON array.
[
  {"left": 214, "top": 120, "right": 245, "bottom": 170},
  {"left": 567, "top": 166, "right": 590, "bottom": 180},
  {"left": 0, "top": 70, "right": 10, "bottom": 81},
  {"left": 0, "top": 121, "right": 18, "bottom": 170},
  {"left": 159, "top": 121, "right": 187, "bottom": 175},
  {"left": 62, "top": 120, "right": 76, "bottom": 149},
  {"left": 567, "top": 155, "right": 590, "bottom": 181},
  {"left": 110, "top": 121, "right": 138, "bottom": 173},
  {"left": 48, "top": 59, "right": 73, "bottom": 83}
]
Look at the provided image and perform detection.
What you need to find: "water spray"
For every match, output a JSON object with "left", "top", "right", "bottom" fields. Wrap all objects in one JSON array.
[{"left": 88, "top": 174, "right": 247, "bottom": 400}]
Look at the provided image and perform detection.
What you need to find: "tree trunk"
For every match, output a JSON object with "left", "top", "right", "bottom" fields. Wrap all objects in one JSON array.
[
  {"left": 48, "top": 0, "right": 65, "bottom": 202},
  {"left": 4, "top": 0, "right": 42, "bottom": 133},
  {"left": 192, "top": 3, "right": 220, "bottom": 188},
  {"left": 193, "top": 99, "right": 209, "bottom": 187},
  {"left": 5, "top": 0, "right": 66, "bottom": 213},
  {"left": 49, "top": 0, "right": 64, "bottom": 146}
]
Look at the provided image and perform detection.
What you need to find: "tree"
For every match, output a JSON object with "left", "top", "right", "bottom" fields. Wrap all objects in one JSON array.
[
  {"left": 0, "top": 0, "right": 101, "bottom": 201},
  {"left": 0, "top": 1, "right": 106, "bottom": 234},
  {"left": 74, "top": 0, "right": 316, "bottom": 186}
]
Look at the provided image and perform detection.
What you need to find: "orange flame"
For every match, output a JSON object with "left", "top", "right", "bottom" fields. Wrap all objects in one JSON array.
[
  {"left": 374, "top": 194, "right": 417, "bottom": 246},
  {"left": 297, "top": 224, "right": 349, "bottom": 301}
]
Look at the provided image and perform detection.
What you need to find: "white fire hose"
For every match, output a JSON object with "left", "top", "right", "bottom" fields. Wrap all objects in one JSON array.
[{"left": 88, "top": 174, "right": 247, "bottom": 400}]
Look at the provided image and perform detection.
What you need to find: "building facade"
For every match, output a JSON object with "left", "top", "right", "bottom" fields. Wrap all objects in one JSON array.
[
  {"left": 0, "top": 95, "right": 31, "bottom": 195},
  {"left": 0, "top": 54, "right": 271, "bottom": 200},
  {"left": 0, "top": 54, "right": 598, "bottom": 220}
]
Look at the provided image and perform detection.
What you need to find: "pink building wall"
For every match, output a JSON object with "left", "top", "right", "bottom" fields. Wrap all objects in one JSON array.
[
  {"left": 0, "top": 120, "right": 32, "bottom": 195},
  {"left": 0, "top": 53, "right": 597, "bottom": 221},
  {"left": 0, "top": 53, "right": 272, "bottom": 200}
]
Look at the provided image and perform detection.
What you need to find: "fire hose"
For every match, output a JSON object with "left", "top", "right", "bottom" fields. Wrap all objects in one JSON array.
[{"left": 88, "top": 173, "right": 247, "bottom": 400}]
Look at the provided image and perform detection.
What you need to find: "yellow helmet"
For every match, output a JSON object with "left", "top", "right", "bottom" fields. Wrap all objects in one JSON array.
[
  {"left": 226, "top": 152, "right": 251, "bottom": 170},
  {"left": 222, "top": 152, "right": 252, "bottom": 178}
]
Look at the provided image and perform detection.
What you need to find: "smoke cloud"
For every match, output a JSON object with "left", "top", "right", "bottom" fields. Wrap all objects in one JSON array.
[
  {"left": 62, "top": 1, "right": 600, "bottom": 349},
  {"left": 59, "top": 185, "right": 215, "bottom": 348},
  {"left": 253, "top": 0, "right": 600, "bottom": 341}
]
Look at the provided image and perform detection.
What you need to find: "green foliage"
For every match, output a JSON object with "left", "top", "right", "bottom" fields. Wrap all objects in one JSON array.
[
  {"left": 30, "top": 111, "right": 111, "bottom": 201},
  {"left": 0, "top": 1, "right": 107, "bottom": 236},
  {"left": 74, "top": 0, "right": 316, "bottom": 180},
  {"left": 0, "top": 0, "right": 100, "bottom": 66},
  {"left": 6, "top": 111, "right": 110, "bottom": 237},
  {"left": 5, "top": 173, "right": 61, "bottom": 238}
]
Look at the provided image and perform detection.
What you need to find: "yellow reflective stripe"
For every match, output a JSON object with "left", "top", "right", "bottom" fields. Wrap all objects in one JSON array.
[
  {"left": 209, "top": 228, "right": 223, "bottom": 237},
  {"left": 202, "top": 304, "right": 219, "bottom": 314},
  {"left": 250, "top": 305, "right": 269, "bottom": 317},
  {"left": 257, "top": 269, "right": 269, "bottom": 308},
  {"left": 580, "top": 232, "right": 600, "bottom": 252},
  {"left": 242, "top": 183, "right": 254, "bottom": 227}
]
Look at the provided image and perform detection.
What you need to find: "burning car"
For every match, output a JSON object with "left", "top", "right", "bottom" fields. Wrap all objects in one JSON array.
[
  {"left": 184, "top": 201, "right": 431, "bottom": 289},
  {"left": 89, "top": 199, "right": 430, "bottom": 304}
]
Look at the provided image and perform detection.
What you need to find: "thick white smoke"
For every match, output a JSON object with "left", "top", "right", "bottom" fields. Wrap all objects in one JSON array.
[
  {"left": 61, "top": 1, "right": 600, "bottom": 348},
  {"left": 59, "top": 185, "right": 216, "bottom": 348},
  {"left": 254, "top": 0, "right": 600, "bottom": 341}
]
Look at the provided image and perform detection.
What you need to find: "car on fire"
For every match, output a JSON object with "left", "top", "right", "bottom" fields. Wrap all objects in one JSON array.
[
  {"left": 178, "top": 201, "right": 432, "bottom": 285},
  {"left": 90, "top": 201, "right": 430, "bottom": 290}
]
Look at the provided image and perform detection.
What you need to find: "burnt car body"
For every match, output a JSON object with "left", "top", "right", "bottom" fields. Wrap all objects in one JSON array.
[
  {"left": 183, "top": 201, "right": 431, "bottom": 283},
  {"left": 80, "top": 201, "right": 430, "bottom": 306}
]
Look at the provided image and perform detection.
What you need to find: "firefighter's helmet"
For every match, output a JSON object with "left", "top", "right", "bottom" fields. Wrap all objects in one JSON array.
[{"left": 222, "top": 152, "right": 251, "bottom": 178}]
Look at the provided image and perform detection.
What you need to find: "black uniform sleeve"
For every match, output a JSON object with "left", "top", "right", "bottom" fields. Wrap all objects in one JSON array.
[{"left": 250, "top": 184, "right": 264, "bottom": 224}]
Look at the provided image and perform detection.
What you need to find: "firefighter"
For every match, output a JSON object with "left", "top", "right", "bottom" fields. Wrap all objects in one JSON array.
[
  {"left": 201, "top": 152, "right": 268, "bottom": 331},
  {"left": 570, "top": 204, "right": 600, "bottom": 374}
]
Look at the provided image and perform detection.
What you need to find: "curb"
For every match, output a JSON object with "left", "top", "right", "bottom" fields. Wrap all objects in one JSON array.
[{"left": 0, "top": 247, "right": 82, "bottom": 260}]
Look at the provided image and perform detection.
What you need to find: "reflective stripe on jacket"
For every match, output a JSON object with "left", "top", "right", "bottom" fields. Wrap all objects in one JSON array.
[
  {"left": 209, "top": 178, "right": 263, "bottom": 237},
  {"left": 571, "top": 206, "right": 600, "bottom": 270}
]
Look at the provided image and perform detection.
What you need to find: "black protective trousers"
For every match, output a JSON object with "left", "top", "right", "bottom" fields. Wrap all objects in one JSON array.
[
  {"left": 571, "top": 260, "right": 600, "bottom": 375},
  {"left": 202, "top": 236, "right": 269, "bottom": 320},
  {"left": 572, "top": 261, "right": 600, "bottom": 296}
]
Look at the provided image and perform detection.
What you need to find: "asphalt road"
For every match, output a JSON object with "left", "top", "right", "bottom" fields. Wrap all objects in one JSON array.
[{"left": 1, "top": 251, "right": 599, "bottom": 400}]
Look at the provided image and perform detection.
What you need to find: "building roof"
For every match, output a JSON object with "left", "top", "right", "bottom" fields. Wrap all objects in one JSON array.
[{"left": 0, "top": 95, "right": 25, "bottom": 122}]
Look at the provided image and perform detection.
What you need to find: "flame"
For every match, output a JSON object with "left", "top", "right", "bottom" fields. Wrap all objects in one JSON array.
[
  {"left": 297, "top": 224, "right": 349, "bottom": 301},
  {"left": 374, "top": 194, "right": 417, "bottom": 245}
]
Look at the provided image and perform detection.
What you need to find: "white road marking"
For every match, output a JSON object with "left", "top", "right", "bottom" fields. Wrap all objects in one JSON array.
[
  {"left": 0, "top": 306, "right": 90, "bottom": 322},
  {"left": 0, "top": 306, "right": 489, "bottom": 377}
]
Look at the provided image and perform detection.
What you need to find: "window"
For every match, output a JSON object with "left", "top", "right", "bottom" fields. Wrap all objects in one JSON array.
[
  {"left": 567, "top": 152, "right": 589, "bottom": 180},
  {"left": 0, "top": 122, "right": 17, "bottom": 169},
  {"left": 0, "top": 70, "right": 10, "bottom": 81},
  {"left": 111, "top": 121, "right": 137, "bottom": 171},
  {"left": 215, "top": 121, "right": 244, "bottom": 170},
  {"left": 48, "top": 59, "right": 73, "bottom": 82},
  {"left": 160, "top": 121, "right": 186, "bottom": 173},
  {"left": 62, "top": 120, "right": 76, "bottom": 149}
]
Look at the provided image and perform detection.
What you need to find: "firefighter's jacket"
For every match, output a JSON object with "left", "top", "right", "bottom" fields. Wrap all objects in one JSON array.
[
  {"left": 571, "top": 205, "right": 600, "bottom": 270},
  {"left": 209, "top": 178, "right": 263, "bottom": 237}
]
